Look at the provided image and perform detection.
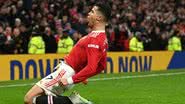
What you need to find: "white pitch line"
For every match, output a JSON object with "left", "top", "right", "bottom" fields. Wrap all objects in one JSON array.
[
  {"left": 0, "top": 83, "right": 35, "bottom": 88},
  {"left": 89, "top": 71, "right": 185, "bottom": 81},
  {"left": 0, "top": 71, "right": 185, "bottom": 88}
]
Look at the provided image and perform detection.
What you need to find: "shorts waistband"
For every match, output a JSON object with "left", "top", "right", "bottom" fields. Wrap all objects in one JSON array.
[{"left": 60, "top": 59, "right": 75, "bottom": 73}]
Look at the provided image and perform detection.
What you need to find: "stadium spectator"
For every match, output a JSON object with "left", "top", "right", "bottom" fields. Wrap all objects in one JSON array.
[
  {"left": 12, "top": 28, "right": 24, "bottom": 54},
  {"left": 129, "top": 32, "right": 144, "bottom": 52},
  {"left": 19, "top": 24, "right": 31, "bottom": 53},
  {"left": 72, "top": 31, "right": 83, "bottom": 45},
  {"left": 57, "top": 30, "right": 74, "bottom": 54},
  {"left": 168, "top": 32, "right": 182, "bottom": 51},
  {"left": 28, "top": 29, "right": 45, "bottom": 54},
  {"left": 178, "top": 21, "right": 185, "bottom": 50},
  {"left": 55, "top": 27, "right": 63, "bottom": 43},
  {"left": 64, "top": 22, "right": 76, "bottom": 37},
  {"left": 24, "top": 3, "right": 111, "bottom": 104},
  {"left": 72, "top": 14, "right": 88, "bottom": 36},
  {"left": 3, "top": 26, "right": 15, "bottom": 54},
  {"left": 42, "top": 26, "right": 57, "bottom": 53},
  {"left": 14, "top": 18, "right": 22, "bottom": 28}
]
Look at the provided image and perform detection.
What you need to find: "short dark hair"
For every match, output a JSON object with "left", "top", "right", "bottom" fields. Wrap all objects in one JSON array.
[{"left": 95, "top": 3, "right": 111, "bottom": 22}]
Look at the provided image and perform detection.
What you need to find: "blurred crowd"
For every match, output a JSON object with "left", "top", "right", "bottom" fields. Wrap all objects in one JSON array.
[{"left": 0, "top": 0, "right": 185, "bottom": 54}]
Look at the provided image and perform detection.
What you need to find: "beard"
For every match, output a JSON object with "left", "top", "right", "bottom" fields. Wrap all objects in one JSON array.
[
  {"left": 88, "top": 21, "right": 93, "bottom": 27},
  {"left": 87, "top": 18, "right": 95, "bottom": 28}
]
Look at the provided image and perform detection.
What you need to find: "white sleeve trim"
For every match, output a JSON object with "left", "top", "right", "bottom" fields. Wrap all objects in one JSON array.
[{"left": 67, "top": 77, "right": 74, "bottom": 84}]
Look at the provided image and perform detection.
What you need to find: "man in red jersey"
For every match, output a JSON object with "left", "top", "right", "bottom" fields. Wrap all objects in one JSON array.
[{"left": 24, "top": 3, "right": 111, "bottom": 104}]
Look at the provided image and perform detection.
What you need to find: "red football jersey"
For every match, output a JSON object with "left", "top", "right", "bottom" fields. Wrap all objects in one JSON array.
[{"left": 64, "top": 30, "right": 108, "bottom": 84}]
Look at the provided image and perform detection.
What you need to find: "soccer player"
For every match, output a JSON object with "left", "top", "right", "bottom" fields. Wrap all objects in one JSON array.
[
  {"left": 24, "top": 3, "right": 111, "bottom": 104},
  {"left": 34, "top": 91, "right": 92, "bottom": 104}
]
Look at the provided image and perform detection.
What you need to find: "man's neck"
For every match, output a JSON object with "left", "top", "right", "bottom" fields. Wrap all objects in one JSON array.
[{"left": 91, "top": 23, "right": 106, "bottom": 31}]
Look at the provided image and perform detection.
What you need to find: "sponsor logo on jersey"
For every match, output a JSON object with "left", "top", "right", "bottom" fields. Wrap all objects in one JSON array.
[{"left": 88, "top": 44, "right": 99, "bottom": 49}]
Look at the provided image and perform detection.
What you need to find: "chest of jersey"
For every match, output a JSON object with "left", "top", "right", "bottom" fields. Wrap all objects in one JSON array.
[{"left": 75, "top": 36, "right": 89, "bottom": 49}]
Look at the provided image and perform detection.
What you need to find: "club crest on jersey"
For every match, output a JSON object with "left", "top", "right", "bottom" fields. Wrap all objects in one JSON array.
[{"left": 88, "top": 44, "right": 99, "bottom": 49}]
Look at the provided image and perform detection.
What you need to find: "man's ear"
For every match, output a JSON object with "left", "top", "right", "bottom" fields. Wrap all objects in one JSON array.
[{"left": 96, "top": 15, "right": 103, "bottom": 21}]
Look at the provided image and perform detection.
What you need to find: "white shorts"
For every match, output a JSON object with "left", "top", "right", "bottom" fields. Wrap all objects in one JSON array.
[{"left": 36, "top": 61, "right": 75, "bottom": 96}]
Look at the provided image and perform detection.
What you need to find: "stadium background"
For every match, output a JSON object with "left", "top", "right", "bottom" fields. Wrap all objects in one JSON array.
[
  {"left": 0, "top": 0, "right": 185, "bottom": 54},
  {"left": 0, "top": 0, "right": 185, "bottom": 104}
]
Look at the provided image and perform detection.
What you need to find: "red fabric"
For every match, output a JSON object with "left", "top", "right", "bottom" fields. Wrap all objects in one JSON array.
[
  {"left": 124, "top": 39, "right": 129, "bottom": 51},
  {"left": 65, "top": 31, "right": 107, "bottom": 83}
]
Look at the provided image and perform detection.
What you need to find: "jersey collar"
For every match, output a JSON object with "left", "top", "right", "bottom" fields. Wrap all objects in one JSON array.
[{"left": 91, "top": 30, "right": 105, "bottom": 32}]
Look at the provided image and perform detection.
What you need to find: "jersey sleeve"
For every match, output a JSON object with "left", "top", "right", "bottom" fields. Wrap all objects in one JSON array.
[{"left": 68, "top": 36, "right": 105, "bottom": 84}]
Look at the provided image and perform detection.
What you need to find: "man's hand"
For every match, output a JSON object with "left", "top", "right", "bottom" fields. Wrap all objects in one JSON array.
[
  {"left": 82, "top": 79, "right": 88, "bottom": 85},
  {"left": 60, "top": 78, "right": 68, "bottom": 86}
]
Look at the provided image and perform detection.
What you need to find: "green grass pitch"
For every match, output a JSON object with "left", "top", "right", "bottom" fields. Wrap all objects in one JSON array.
[{"left": 0, "top": 69, "right": 185, "bottom": 104}]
